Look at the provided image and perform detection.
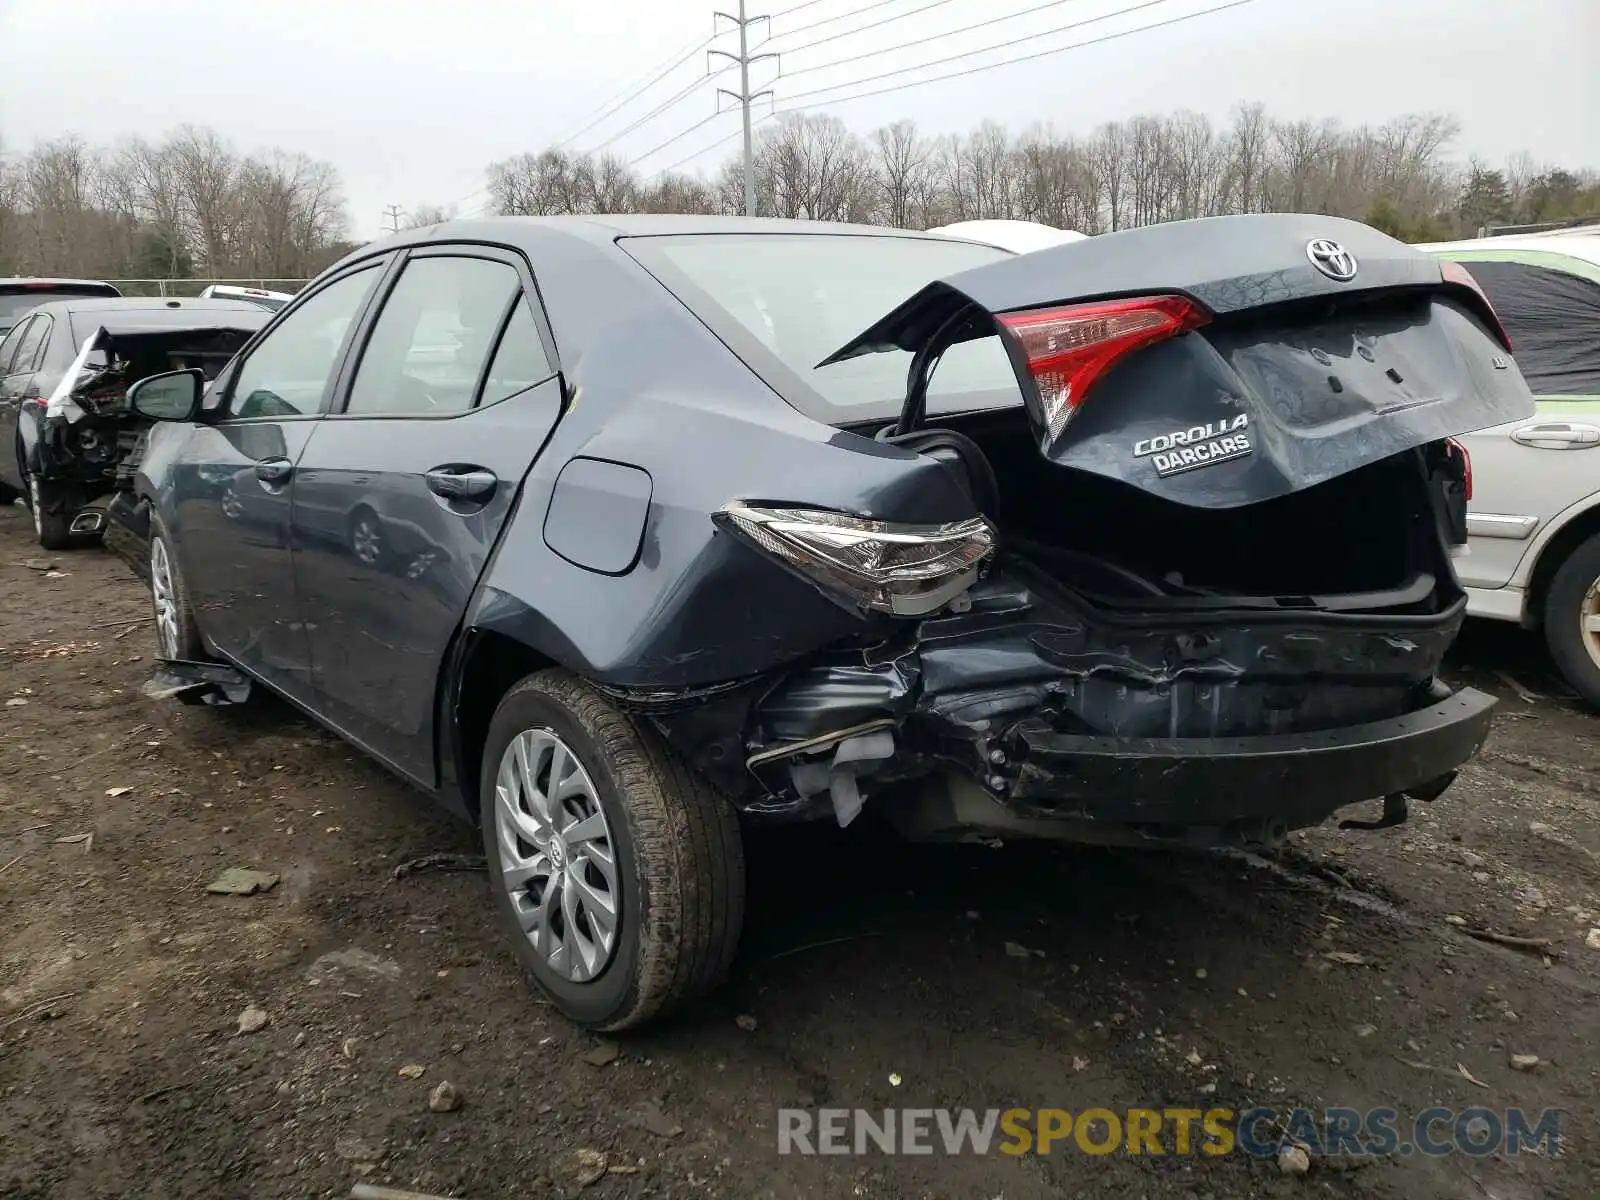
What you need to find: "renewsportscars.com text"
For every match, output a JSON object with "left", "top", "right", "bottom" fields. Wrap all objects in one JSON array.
[{"left": 777, "top": 1106, "right": 1564, "bottom": 1158}]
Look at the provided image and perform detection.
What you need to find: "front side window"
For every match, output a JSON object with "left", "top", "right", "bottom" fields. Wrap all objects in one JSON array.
[
  {"left": 228, "top": 266, "right": 381, "bottom": 419},
  {"left": 345, "top": 256, "right": 522, "bottom": 416},
  {"left": 623, "top": 233, "right": 1020, "bottom": 424}
]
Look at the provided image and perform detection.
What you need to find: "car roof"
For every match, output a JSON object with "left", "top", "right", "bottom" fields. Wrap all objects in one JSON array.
[
  {"left": 45, "top": 297, "right": 270, "bottom": 317},
  {"left": 384, "top": 213, "right": 981, "bottom": 246},
  {"left": 0, "top": 276, "right": 119, "bottom": 290},
  {"left": 1418, "top": 233, "right": 1600, "bottom": 269}
]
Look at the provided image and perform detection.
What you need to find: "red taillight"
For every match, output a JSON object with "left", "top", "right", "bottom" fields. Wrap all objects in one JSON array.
[
  {"left": 995, "top": 295, "right": 1210, "bottom": 442},
  {"left": 1447, "top": 436, "right": 1472, "bottom": 502},
  {"left": 1438, "top": 261, "right": 1512, "bottom": 352}
]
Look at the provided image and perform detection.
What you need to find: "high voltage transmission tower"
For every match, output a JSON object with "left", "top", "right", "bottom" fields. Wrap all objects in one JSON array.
[
  {"left": 710, "top": 0, "right": 776, "bottom": 216},
  {"left": 381, "top": 204, "right": 405, "bottom": 234}
]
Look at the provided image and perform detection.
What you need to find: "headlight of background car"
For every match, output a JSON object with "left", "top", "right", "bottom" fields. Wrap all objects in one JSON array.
[{"left": 717, "top": 502, "right": 994, "bottom": 617}]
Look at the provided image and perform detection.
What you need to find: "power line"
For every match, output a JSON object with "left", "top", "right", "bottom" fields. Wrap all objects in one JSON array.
[
  {"left": 632, "top": 112, "right": 727, "bottom": 166},
  {"left": 781, "top": 0, "right": 1097, "bottom": 78},
  {"left": 767, "top": 0, "right": 836, "bottom": 18},
  {"left": 585, "top": 63, "right": 737, "bottom": 155},
  {"left": 551, "top": 34, "right": 720, "bottom": 149},
  {"left": 767, "top": 0, "right": 937, "bottom": 40},
  {"left": 769, "top": 0, "right": 963, "bottom": 54},
  {"left": 775, "top": 0, "right": 1253, "bottom": 109},
  {"left": 656, "top": 118, "right": 767, "bottom": 175}
]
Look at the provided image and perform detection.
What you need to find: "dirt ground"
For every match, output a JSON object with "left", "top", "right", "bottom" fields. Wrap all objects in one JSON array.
[{"left": 0, "top": 502, "right": 1596, "bottom": 1200}]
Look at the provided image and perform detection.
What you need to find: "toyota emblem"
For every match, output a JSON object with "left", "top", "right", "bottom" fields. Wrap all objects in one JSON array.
[{"left": 1306, "top": 238, "right": 1358, "bottom": 282}]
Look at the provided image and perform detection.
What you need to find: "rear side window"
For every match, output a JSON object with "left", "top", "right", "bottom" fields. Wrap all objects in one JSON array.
[
  {"left": 1459, "top": 259, "right": 1600, "bottom": 396},
  {"left": 480, "top": 297, "right": 553, "bottom": 406},
  {"left": 345, "top": 256, "right": 521, "bottom": 416},
  {"left": 0, "top": 318, "right": 33, "bottom": 374},
  {"left": 11, "top": 316, "right": 51, "bottom": 375},
  {"left": 228, "top": 266, "right": 380, "bottom": 418}
]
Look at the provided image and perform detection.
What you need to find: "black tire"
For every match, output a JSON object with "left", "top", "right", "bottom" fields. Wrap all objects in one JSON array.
[
  {"left": 479, "top": 669, "right": 745, "bottom": 1030},
  {"left": 1543, "top": 530, "right": 1600, "bottom": 710},
  {"left": 25, "top": 472, "right": 88, "bottom": 551},
  {"left": 148, "top": 513, "right": 207, "bottom": 661},
  {"left": 0, "top": 478, "right": 17, "bottom": 506}
]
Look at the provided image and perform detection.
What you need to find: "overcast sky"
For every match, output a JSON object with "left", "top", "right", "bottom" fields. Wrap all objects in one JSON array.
[{"left": 1, "top": 0, "right": 1595, "bottom": 240}]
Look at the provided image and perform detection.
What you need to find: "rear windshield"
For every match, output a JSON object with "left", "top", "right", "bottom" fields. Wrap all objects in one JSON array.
[
  {"left": 68, "top": 307, "right": 269, "bottom": 344},
  {"left": 623, "top": 233, "right": 1021, "bottom": 425},
  {"left": 0, "top": 285, "right": 118, "bottom": 327},
  {"left": 1456, "top": 259, "right": 1600, "bottom": 396}
]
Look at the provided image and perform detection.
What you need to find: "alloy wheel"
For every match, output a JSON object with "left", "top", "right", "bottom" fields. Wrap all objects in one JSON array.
[
  {"left": 1582, "top": 574, "right": 1600, "bottom": 673},
  {"left": 150, "top": 538, "right": 181, "bottom": 659},
  {"left": 352, "top": 513, "right": 381, "bottom": 565},
  {"left": 27, "top": 474, "right": 41, "bottom": 538},
  {"left": 493, "top": 728, "right": 620, "bottom": 983}
]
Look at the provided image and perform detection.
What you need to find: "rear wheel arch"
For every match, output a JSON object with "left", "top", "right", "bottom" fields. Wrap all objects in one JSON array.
[
  {"left": 449, "top": 628, "right": 558, "bottom": 820},
  {"left": 1525, "top": 502, "right": 1600, "bottom": 627}
]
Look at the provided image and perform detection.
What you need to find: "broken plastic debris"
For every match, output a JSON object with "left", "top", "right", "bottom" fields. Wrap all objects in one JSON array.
[
  {"left": 1323, "top": 950, "right": 1369, "bottom": 966},
  {"left": 888, "top": 1072, "right": 902, "bottom": 1087},
  {"left": 397, "top": 1063, "right": 426, "bottom": 1079},
  {"left": 105, "top": 786, "right": 133, "bottom": 798}
]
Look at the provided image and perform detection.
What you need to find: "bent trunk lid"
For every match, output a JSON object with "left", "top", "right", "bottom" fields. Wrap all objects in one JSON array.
[{"left": 828, "top": 213, "right": 1537, "bottom": 507}]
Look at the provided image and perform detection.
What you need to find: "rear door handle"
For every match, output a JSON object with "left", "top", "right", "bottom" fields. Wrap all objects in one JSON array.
[
  {"left": 1511, "top": 423, "right": 1600, "bottom": 448},
  {"left": 425, "top": 467, "right": 498, "bottom": 502},
  {"left": 255, "top": 457, "right": 293, "bottom": 483}
]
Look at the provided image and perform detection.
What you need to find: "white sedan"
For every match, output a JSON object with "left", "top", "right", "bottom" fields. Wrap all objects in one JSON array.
[{"left": 1419, "top": 232, "right": 1600, "bottom": 706}]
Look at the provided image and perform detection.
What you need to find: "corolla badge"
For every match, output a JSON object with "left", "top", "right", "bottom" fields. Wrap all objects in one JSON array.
[
  {"left": 1306, "top": 238, "right": 1358, "bottom": 282},
  {"left": 1133, "top": 414, "right": 1252, "bottom": 478}
]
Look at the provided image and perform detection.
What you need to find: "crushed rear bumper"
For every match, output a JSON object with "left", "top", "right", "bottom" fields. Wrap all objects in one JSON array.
[{"left": 1006, "top": 687, "right": 1496, "bottom": 825}]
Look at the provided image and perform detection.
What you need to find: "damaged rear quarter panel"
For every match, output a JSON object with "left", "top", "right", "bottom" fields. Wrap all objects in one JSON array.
[{"left": 460, "top": 225, "right": 979, "bottom": 689}]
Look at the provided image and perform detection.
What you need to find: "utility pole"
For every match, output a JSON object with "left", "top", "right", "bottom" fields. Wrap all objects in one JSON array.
[
  {"left": 710, "top": 0, "right": 775, "bottom": 217},
  {"left": 381, "top": 204, "right": 405, "bottom": 235}
]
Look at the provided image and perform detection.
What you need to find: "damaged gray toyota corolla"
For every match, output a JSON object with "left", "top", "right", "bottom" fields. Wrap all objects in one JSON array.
[{"left": 110, "top": 213, "right": 1531, "bottom": 1029}]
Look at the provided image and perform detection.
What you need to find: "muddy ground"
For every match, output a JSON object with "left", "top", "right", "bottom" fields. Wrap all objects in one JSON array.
[{"left": 0, "top": 502, "right": 1595, "bottom": 1200}]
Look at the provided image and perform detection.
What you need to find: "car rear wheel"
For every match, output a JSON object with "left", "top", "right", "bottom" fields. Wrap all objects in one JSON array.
[
  {"left": 480, "top": 669, "right": 745, "bottom": 1030},
  {"left": 26, "top": 472, "right": 85, "bottom": 551},
  {"left": 1543, "top": 529, "right": 1600, "bottom": 710},
  {"left": 149, "top": 515, "right": 206, "bottom": 661}
]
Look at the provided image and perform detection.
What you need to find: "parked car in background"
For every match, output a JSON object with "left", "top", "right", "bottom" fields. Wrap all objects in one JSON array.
[
  {"left": 109, "top": 213, "right": 1527, "bottom": 1030},
  {"left": 1418, "top": 234, "right": 1600, "bottom": 705},
  {"left": 0, "top": 297, "right": 269, "bottom": 547},
  {"left": 0, "top": 278, "right": 121, "bottom": 337},
  {"left": 927, "top": 219, "right": 1088, "bottom": 252},
  {"left": 197, "top": 284, "right": 295, "bottom": 311}
]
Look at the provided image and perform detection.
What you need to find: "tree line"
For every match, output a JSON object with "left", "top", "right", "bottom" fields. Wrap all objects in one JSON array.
[
  {"left": 488, "top": 103, "right": 1599, "bottom": 242},
  {"left": 0, "top": 126, "right": 353, "bottom": 282},
  {"left": 2, "top": 105, "right": 1596, "bottom": 285}
]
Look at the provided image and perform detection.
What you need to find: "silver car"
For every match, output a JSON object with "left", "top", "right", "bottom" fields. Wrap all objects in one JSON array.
[{"left": 1419, "top": 232, "right": 1600, "bottom": 705}]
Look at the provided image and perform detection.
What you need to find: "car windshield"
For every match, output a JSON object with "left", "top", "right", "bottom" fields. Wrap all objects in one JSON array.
[
  {"left": 623, "top": 233, "right": 1022, "bottom": 425},
  {"left": 1, "top": 288, "right": 112, "bottom": 329}
]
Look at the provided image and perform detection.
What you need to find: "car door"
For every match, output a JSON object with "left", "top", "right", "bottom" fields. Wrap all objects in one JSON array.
[
  {"left": 171, "top": 259, "right": 390, "bottom": 700},
  {"left": 290, "top": 247, "right": 564, "bottom": 783},
  {"left": 0, "top": 315, "right": 51, "bottom": 490},
  {"left": 1445, "top": 256, "right": 1600, "bottom": 592},
  {"left": 0, "top": 317, "right": 33, "bottom": 492}
]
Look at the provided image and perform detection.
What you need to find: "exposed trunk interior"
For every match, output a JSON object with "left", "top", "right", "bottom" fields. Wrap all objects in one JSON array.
[
  {"left": 936, "top": 406, "right": 1458, "bottom": 616},
  {"left": 49, "top": 328, "right": 253, "bottom": 488}
]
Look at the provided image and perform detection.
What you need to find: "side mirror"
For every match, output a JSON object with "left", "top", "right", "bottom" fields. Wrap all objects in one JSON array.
[{"left": 128, "top": 368, "right": 204, "bottom": 421}]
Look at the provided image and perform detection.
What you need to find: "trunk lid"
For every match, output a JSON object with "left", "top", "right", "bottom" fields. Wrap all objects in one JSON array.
[{"left": 827, "top": 213, "right": 1537, "bottom": 508}]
